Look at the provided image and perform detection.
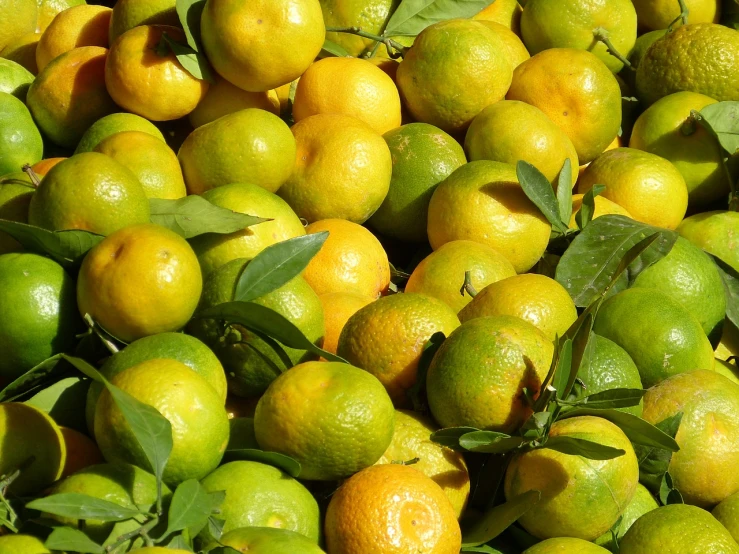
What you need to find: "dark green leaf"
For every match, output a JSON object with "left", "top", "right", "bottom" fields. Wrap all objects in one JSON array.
[
  {"left": 208, "top": 547, "right": 241, "bottom": 554},
  {"left": 564, "top": 388, "right": 646, "bottom": 409},
  {"left": 430, "top": 426, "right": 480, "bottom": 450},
  {"left": 543, "top": 436, "right": 625, "bottom": 460},
  {"left": 27, "top": 493, "right": 142, "bottom": 522},
  {"left": 162, "top": 479, "right": 213, "bottom": 540},
  {"left": 25, "top": 376, "right": 89, "bottom": 430},
  {"left": 44, "top": 527, "right": 104, "bottom": 554},
  {"left": 223, "top": 449, "right": 301, "bottom": 478},
  {"left": 0, "top": 220, "right": 103, "bottom": 269},
  {"left": 713, "top": 256, "right": 739, "bottom": 330},
  {"left": 196, "top": 301, "right": 346, "bottom": 363},
  {"left": 516, "top": 161, "right": 567, "bottom": 234},
  {"left": 166, "top": 534, "right": 193, "bottom": 551},
  {"left": 552, "top": 339, "right": 573, "bottom": 400},
  {"left": 234, "top": 232, "right": 329, "bottom": 302},
  {"left": 462, "top": 490, "right": 541, "bottom": 547},
  {"left": 149, "top": 196, "right": 268, "bottom": 239},
  {"left": 175, "top": 0, "right": 206, "bottom": 51},
  {"left": 634, "top": 412, "right": 683, "bottom": 491},
  {"left": 565, "top": 315, "right": 595, "bottom": 401},
  {"left": 244, "top": 329, "right": 293, "bottom": 373},
  {"left": 383, "top": 0, "right": 496, "bottom": 36},
  {"left": 407, "top": 331, "right": 446, "bottom": 412},
  {"left": 461, "top": 546, "right": 505, "bottom": 553},
  {"left": 574, "top": 184, "right": 606, "bottom": 230},
  {"left": 207, "top": 516, "right": 226, "bottom": 541},
  {"left": 0, "top": 354, "right": 67, "bottom": 402},
  {"left": 659, "top": 472, "right": 684, "bottom": 505},
  {"left": 321, "top": 39, "right": 351, "bottom": 57},
  {"left": 161, "top": 33, "right": 214, "bottom": 83},
  {"left": 555, "top": 215, "right": 677, "bottom": 307},
  {"left": 699, "top": 102, "right": 739, "bottom": 155},
  {"left": 459, "top": 431, "right": 524, "bottom": 454},
  {"left": 556, "top": 158, "right": 573, "bottom": 226}
]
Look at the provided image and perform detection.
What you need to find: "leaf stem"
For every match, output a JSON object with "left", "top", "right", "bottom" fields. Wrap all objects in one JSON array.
[
  {"left": 460, "top": 270, "right": 478, "bottom": 298},
  {"left": 668, "top": 0, "right": 690, "bottom": 30},
  {"left": 105, "top": 516, "right": 158, "bottom": 553},
  {"left": 593, "top": 27, "right": 632, "bottom": 70},
  {"left": 21, "top": 164, "right": 41, "bottom": 188},
  {"left": 325, "top": 26, "right": 409, "bottom": 58}
]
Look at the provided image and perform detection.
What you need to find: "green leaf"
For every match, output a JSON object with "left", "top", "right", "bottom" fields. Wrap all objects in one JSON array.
[
  {"left": 659, "top": 471, "right": 684, "bottom": 505},
  {"left": 207, "top": 516, "right": 226, "bottom": 541},
  {"left": 634, "top": 412, "right": 683, "bottom": 491},
  {"left": 223, "top": 449, "right": 301, "bottom": 478},
  {"left": 407, "top": 331, "right": 446, "bottom": 412},
  {"left": 543, "top": 436, "right": 625, "bottom": 460},
  {"left": 565, "top": 315, "right": 596, "bottom": 400},
  {"left": 162, "top": 479, "right": 213, "bottom": 540},
  {"left": 27, "top": 493, "right": 142, "bottom": 521},
  {"left": 516, "top": 161, "right": 567, "bottom": 235},
  {"left": 383, "top": 0, "right": 496, "bottom": 36},
  {"left": 44, "top": 527, "right": 104, "bottom": 554},
  {"left": 461, "top": 546, "right": 505, "bottom": 553},
  {"left": 462, "top": 490, "right": 541, "bottom": 547},
  {"left": 555, "top": 215, "right": 677, "bottom": 307},
  {"left": 25, "top": 376, "right": 89, "bottom": 430},
  {"left": 234, "top": 232, "right": 329, "bottom": 302},
  {"left": 149, "top": 196, "right": 268, "bottom": 239},
  {"left": 161, "top": 33, "right": 214, "bottom": 83},
  {"left": 196, "top": 301, "right": 346, "bottom": 363},
  {"left": 176, "top": 0, "right": 206, "bottom": 51},
  {"left": 321, "top": 39, "right": 351, "bottom": 57},
  {"left": 0, "top": 219, "right": 103, "bottom": 269},
  {"left": 699, "top": 102, "right": 739, "bottom": 155},
  {"left": 556, "top": 158, "right": 573, "bottom": 227},
  {"left": 564, "top": 388, "right": 646, "bottom": 409},
  {"left": 0, "top": 354, "right": 66, "bottom": 402},
  {"left": 552, "top": 339, "right": 573, "bottom": 400},
  {"left": 712, "top": 256, "right": 739, "bottom": 330},
  {"left": 574, "top": 184, "right": 606, "bottom": 230},
  {"left": 166, "top": 534, "right": 193, "bottom": 551},
  {"left": 458, "top": 431, "right": 525, "bottom": 454},
  {"left": 430, "top": 426, "right": 480, "bottom": 450}
]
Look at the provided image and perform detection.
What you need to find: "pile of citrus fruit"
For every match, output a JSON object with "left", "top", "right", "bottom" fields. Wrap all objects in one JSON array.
[{"left": 1, "top": 0, "right": 739, "bottom": 552}]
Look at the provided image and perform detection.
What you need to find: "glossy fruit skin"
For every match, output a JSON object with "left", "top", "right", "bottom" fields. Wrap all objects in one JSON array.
[
  {"left": 0, "top": 172, "right": 34, "bottom": 253},
  {"left": 75, "top": 112, "right": 165, "bottom": 153},
  {"left": 713, "top": 491, "right": 739, "bottom": 543},
  {"left": 678, "top": 210, "right": 739, "bottom": 272},
  {"left": 478, "top": 20, "right": 530, "bottom": 69},
  {"left": 0, "top": 31, "right": 41, "bottom": 75},
  {"left": 35, "top": 5, "right": 111, "bottom": 71},
  {"left": 319, "top": 0, "right": 400, "bottom": 57},
  {"left": 216, "top": 527, "right": 325, "bottom": 554},
  {"left": 109, "top": 0, "right": 179, "bottom": 43},
  {"left": 594, "top": 484, "right": 659, "bottom": 549},
  {"left": 0, "top": 57, "right": 35, "bottom": 100},
  {"left": 631, "top": 0, "right": 720, "bottom": 31},
  {"left": 318, "top": 292, "right": 374, "bottom": 356},
  {"left": 200, "top": 0, "right": 325, "bottom": 92},
  {"left": 36, "top": 0, "right": 87, "bottom": 33},
  {"left": 188, "top": 76, "right": 280, "bottom": 128},
  {"left": 523, "top": 538, "right": 611, "bottom": 553},
  {"left": 473, "top": 0, "right": 523, "bottom": 32},
  {"left": 0, "top": 91, "right": 42, "bottom": 175}
]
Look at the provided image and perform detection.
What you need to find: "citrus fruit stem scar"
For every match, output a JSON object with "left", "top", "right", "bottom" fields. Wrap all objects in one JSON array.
[
  {"left": 325, "top": 26, "right": 409, "bottom": 58},
  {"left": 593, "top": 27, "right": 632, "bottom": 70},
  {"left": 460, "top": 270, "right": 478, "bottom": 298},
  {"left": 20, "top": 164, "right": 40, "bottom": 188}
]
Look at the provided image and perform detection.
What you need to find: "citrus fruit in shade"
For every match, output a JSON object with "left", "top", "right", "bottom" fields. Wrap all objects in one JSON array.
[
  {"left": 188, "top": 260, "right": 324, "bottom": 398},
  {"left": 28, "top": 152, "right": 150, "bottom": 235},
  {"left": 523, "top": 538, "right": 611, "bottom": 553},
  {"left": 426, "top": 315, "right": 554, "bottom": 432},
  {"left": 405, "top": 240, "right": 516, "bottom": 314},
  {"left": 0, "top": 57, "right": 34, "bottom": 99},
  {"left": 85, "top": 332, "right": 227, "bottom": 434},
  {"left": 177, "top": 108, "right": 296, "bottom": 195},
  {"left": 0, "top": 535, "right": 51, "bottom": 554},
  {"left": 376, "top": 410, "right": 470, "bottom": 518},
  {"left": 641, "top": 370, "right": 739, "bottom": 507},
  {"left": 188, "top": 183, "right": 306, "bottom": 278},
  {"left": 594, "top": 483, "right": 659, "bottom": 549},
  {"left": 577, "top": 148, "right": 688, "bottom": 230},
  {"left": 105, "top": 25, "right": 209, "bottom": 121},
  {"left": 568, "top": 193, "right": 632, "bottom": 228},
  {"left": 594, "top": 288, "right": 715, "bottom": 388},
  {"left": 396, "top": 19, "right": 512, "bottom": 135},
  {"left": 0, "top": 253, "right": 79, "bottom": 380},
  {"left": 632, "top": 236, "right": 726, "bottom": 340},
  {"left": 26, "top": 46, "right": 117, "bottom": 148},
  {"left": 478, "top": 20, "right": 530, "bottom": 70},
  {"left": 254, "top": 361, "right": 395, "bottom": 481},
  {"left": 427, "top": 161, "right": 551, "bottom": 274},
  {"left": 619, "top": 504, "right": 739, "bottom": 554},
  {"left": 576, "top": 334, "right": 644, "bottom": 416},
  {"left": 337, "top": 293, "right": 460, "bottom": 407},
  {"left": 325, "top": 464, "right": 462, "bottom": 554},
  {"left": 35, "top": 5, "right": 111, "bottom": 71},
  {"left": 368, "top": 122, "right": 467, "bottom": 243},
  {"left": 473, "top": 0, "right": 522, "bottom": 33},
  {"left": 303, "top": 218, "right": 391, "bottom": 298},
  {"left": 200, "top": 0, "right": 325, "bottom": 92},
  {"left": 109, "top": 0, "right": 179, "bottom": 43},
  {"left": 278, "top": 113, "right": 392, "bottom": 224},
  {"left": 636, "top": 23, "right": 739, "bottom": 105},
  {"left": 77, "top": 223, "right": 202, "bottom": 343},
  {"left": 715, "top": 359, "right": 739, "bottom": 386},
  {"left": 95, "top": 358, "right": 229, "bottom": 486},
  {"left": 75, "top": 112, "right": 165, "bottom": 154},
  {"left": 36, "top": 0, "right": 87, "bottom": 32},
  {"left": 188, "top": 76, "right": 280, "bottom": 129},
  {"left": 716, "top": 322, "right": 739, "bottom": 361},
  {"left": 215, "top": 527, "right": 326, "bottom": 554},
  {"left": 0, "top": 173, "right": 34, "bottom": 253},
  {"left": 506, "top": 48, "right": 621, "bottom": 164},
  {"left": 632, "top": 0, "right": 720, "bottom": 31},
  {"left": 0, "top": 32, "right": 40, "bottom": 75},
  {"left": 293, "top": 57, "right": 402, "bottom": 134},
  {"left": 30, "top": 156, "right": 64, "bottom": 175},
  {"left": 128, "top": 549, "right": 192, "bottom": 554},
  {"left": 506, "top": 416, "right": 639, "bottom": 540},
  {"left": 319, "top": 0, "right": 400, "bottom": 57},
  {"left": 0, "top": 91, "right": 42, "bottom": 175},
  {"left": 713, "top": 491, "right": 739, "bottom": 542},
  {"left": 94, "top": 131, "right": 186, "bottom": 199},
  {"left": 465, "top": 100, "right": 578, "bottom": 189},
  {"left": 59, "top": 427, "right": 103, "bottom": 477},
  {"left": 459, "top": 274, "right": 577, "bottom": 341},
  {"left": 199, "top": 461, "right": 321, "bottom": 543},
  {"left": 629, "top": 92, "right": 732, "bottom": 207},
  {"left": 678, "top": 210, "right": 739, "bottom": 272},
  {"left": 0, "top": 0, "right": 37, "bottom": 52},
  {"left": 319, "top": 292, "right": 374, "bottom": 356}
]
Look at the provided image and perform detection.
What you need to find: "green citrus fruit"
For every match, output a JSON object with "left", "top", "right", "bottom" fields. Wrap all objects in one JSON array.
[
  {"left": 319, "top": 0, "right": 400, "bottom": 57},
  {"left": 109, "top": 0, "right": 179, "bottom": 43},
  {"left": 678, "top": 210, "right": 739, "bottom": 272},
  {"left": 622, "top": 29, "right": 667, "bottom": 89},
  {"left": 713, "top": 491, "right": 739, "bottom": 542},
  {"left": 0, "top": 534, "right": 51, "bottom": 554},
  {"left": 0, "top": 0, "right": 37, "bottom": 52},
  {"left": 0, "top": 58, "right": 34, "bottom": 100},
  {"left": 75, "top": 112, "right": 165, "bottom": 154},
  {"left": 523, "top": 538, "right": 611, "bottom": 553},
  {"left": 0, "top": 171, "right": 34, "bottom": 253},
  {"left": 0, "top": 91, "right": 42, "bottom": 175},
  {"left": 594, "top": 484, "right": 659, "bottom": 549},
  {"left": 188, "top": 76, "right": 280, "bottom": 129},
  {"left": 215, "top": 527, "right": 326, "bottom": 554}
]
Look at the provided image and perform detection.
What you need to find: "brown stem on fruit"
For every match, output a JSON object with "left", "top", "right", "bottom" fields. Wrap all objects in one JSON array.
[
  {"left": 21, "top": 164, "right": 41, "bottom": 188},
  {"left": 593, "top": 27, "right": 633, "bottom": 70},
  {"left": 325, "top": 26, "right": 409, "bottom": 58},
  {"left": 680, "top": 110, "right": 701, "bottom": 136},
  {"left": 460, "top": 270, "right": 478, "bottom": 298},
  {"left": 84, "top": 314, "right": 120, "bottom": 355}
]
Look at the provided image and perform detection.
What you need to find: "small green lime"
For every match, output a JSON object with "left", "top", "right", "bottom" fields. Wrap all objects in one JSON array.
[
  {"left": 0, "top": 58, "right": 34, "bottom": 100},
  {"left": 0, "top": 91, "right": 42, "bottom": 175}
]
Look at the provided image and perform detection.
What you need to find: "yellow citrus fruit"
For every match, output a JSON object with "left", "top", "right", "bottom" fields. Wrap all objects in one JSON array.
[
  {"left": 478, "top": 20, "right": 530, "bottom": 69},
  {"left": 319, "top": 292, "right": 374, "bottom": 356},
  {"left": 0, "top": 0, "right": 37, "bottom": 52},
  {"left": 569, "top": 193, "right": 632, "bottom": 228},
  {"left": 507, "top": 48, "right": 622, "bottom": 164},
  {"left": 678, "top": 210, "right": 739, "bottom": 272},
  {"left": 105, "top": 25, "right": 209, "bottom": 121},
  {"left": 36, "top": 0, "right": 86, "bottom": 32},
  {"left": 465, "top": 100, "right": 579, "bottom": 188},
  {"left": 59, "top": 427, "right": 104, "bottom": 478},
  {"left": 77, "top": 223, "right": 202, "bottom": 342},
  {"left": 397, "top": 19, "right": 512, "bottom": 134},
  {"left": 376, "top": 410, "right": 470, "bottom": 518},
  {"left": 201, "top": 0, "right": 325, "bottom": 92},
  {"left": 188, "top": 76, "right": 280, "bottom": 128},
  {"left": 319, "top": 0, "right": 400, "bottom": 57},
  {"left": 524, "top": 538, "right": 611, "bottom": 553},
  {"left": 337, "top": 292, "right": 460, "bottom": 406},
  {"left": 293, "top": 57, "right": 401, "bottom": 134},
  {"left": 26, "top": 46, "right": 116, "bottom": 148},
  {"left": 426, "top": 315, "right": 553, "bottom": 431},
  {"left": 215, "top": 527, "right": 324, "bottom": 554},
  {"left": 254, "top": 360, "right": 395, "bottom": 480},
  {"left": 326, "top": 464, "right": 462, "bottom": 554},
  {"left": 36, "top": 5, "right": 111, "bottom": 71},
  {"left": 94, "top": 130, "right": 186, "bottom": 200},
  {"left": 459, "top": 274, "right": 577, "bottom": 341},
  {"left": 109, "top": 0, "right": 179, "bottom": 43},
  {"left": 303, "top": 218, "right": 391, "bottom": 298},
  {"left": 521, "top": 0, "right": 637, "bottom": 73},
  {"left": 578, "top": 147, "right": 688, "bottom": 229},
  {"left": 642, "top": 369, "right": 739, "bottom": 507},
  {"left": 178, "top": 108, "right": 296, "bottom": 195},
  {"left": 505, "top": 416, "right": 639, "bottom": 540},
  {"left": 427, "top": 161, "right": 551, "bottom": 273},
  {"left": 75, "top": 111, "right": 165, "bottom": 153},
  {"left": 473, "top": 0, "right": 523, "bottom": 34},
  {"left": 189, "top": 182, "right": 306, "bottom": 278},
  {"left": 713, "top": 491, "right": 739, "bottom": 542},
  {"left": 594, "top": 483, "right": 658, "bottom": 549},
  {"left": 0, "top": 32, "right": 41, "bottom": 74},
  {"left": 0, "top": 535, "right": 51, "bottom": 554},
  {"left": 405, "top": 240, "right": 516, "bottom": 314},
  {"left": 632, "top": 0, "right": 720, "bottom": 32},
  {"left": 28, "top": 152, "right": 150, "bottom": 235},
  {"left": 30, "top": 156, "right": 64, "bottom": 175},
  {"left": 279, "top": 114, "right": 392, "bottom": 224}
]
